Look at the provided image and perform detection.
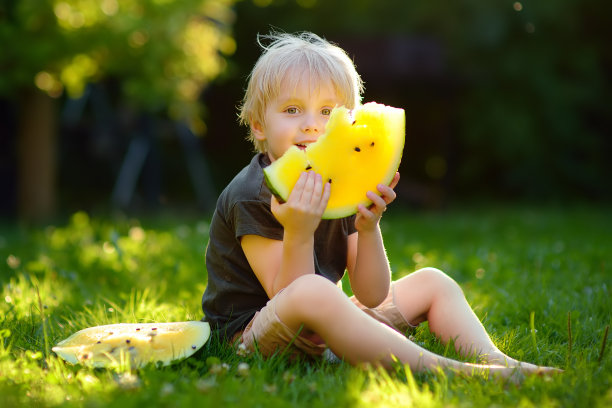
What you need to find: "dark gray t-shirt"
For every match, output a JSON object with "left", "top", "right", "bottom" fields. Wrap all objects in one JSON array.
[{"left": 201, "top": 153, "right": 357, "bottom": 339}]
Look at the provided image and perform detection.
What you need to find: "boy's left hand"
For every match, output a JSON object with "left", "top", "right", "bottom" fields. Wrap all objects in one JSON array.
[{"left": 355, "top": 172, "right": 400, "bottom": 232}]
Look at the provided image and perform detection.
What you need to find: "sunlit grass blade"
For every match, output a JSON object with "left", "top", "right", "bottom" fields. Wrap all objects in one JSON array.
[
  {"left": 567, "top": 311, "right": 572, "bottom": 363},
  {"left": 599, "top": 325, "right": 609, "bottom": 364},
  {"left": 529, "top": 311, "right": 538, "bottom": 353},
  {"left": 34, "top": 284, "right": 49, "bottom": 365}
]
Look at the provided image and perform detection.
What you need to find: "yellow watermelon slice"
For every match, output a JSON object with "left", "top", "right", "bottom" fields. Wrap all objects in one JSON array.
[
  {"left": 52, "top": 321, "right": 210, "bottom": 368},
  {"left": 264, "top": 102, "right": 405, "bottom": 219}
]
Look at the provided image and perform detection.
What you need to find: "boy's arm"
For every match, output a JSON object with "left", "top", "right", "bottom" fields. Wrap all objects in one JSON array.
[
  {"left": 346, "top": 172, "right": 400, "bottom": 308},
  {"left": 241, "top": 230, "right": 314, "bottom": 299},
  {"left": 242, "top": 171, "right": 330, "bottom": 298}
]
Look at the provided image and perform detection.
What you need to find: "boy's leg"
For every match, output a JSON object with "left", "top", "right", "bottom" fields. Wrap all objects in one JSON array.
[
  {"left": 239, "top": 290, "right": 327, "bottom": 359},
  {"left": 274, "top": 274, "right": 552, "bottom": 378},
  {"left": 349, "top": 283, "right": 417, "bottom": 336},
  {"left": 391, "top": 268, "right": 538, "bottom": 367}
]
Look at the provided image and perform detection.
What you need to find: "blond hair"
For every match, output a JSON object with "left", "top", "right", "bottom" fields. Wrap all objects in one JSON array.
[{"left": 239, "top": 32, "right": 364, "bottom": 152}]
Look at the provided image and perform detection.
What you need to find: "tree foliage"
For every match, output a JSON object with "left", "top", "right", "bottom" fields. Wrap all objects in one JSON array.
[{"left": 0, "top": 0, "right": 236, "bottom": 132}]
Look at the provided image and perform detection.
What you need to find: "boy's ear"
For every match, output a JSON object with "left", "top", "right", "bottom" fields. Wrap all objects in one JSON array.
[{"left": 250, "top": 119, "right": 266, "bottom": 141}]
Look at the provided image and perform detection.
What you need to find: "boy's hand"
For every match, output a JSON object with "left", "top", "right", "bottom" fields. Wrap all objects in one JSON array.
[
  {"left": 271, "top": 171, "right": 331, "bottom": 237},
  {"left": 355, "top": 172, "right": 400, "bottom": 232}
]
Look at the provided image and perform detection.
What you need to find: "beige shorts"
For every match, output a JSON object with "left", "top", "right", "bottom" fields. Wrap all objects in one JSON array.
[{"left": 237, "top": 282, "right": 416, "bottom": 359}]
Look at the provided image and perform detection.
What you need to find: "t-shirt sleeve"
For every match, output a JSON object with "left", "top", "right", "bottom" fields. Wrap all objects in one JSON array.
[
  {"left": 232, "top": 200, "right": 284, "bottom": 241},
  {"left": 345, "top": 214, "right": 357, "bottom": 235}
]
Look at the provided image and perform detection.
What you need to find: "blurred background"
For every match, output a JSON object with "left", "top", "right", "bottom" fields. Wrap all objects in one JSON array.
[{"left": 1, "top": 0, "right": 611, "bottom": 222}]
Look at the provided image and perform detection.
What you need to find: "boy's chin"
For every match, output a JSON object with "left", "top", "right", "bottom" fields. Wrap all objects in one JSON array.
[{"left": 266, "top": 152, "right": 279, "bottom": 162}]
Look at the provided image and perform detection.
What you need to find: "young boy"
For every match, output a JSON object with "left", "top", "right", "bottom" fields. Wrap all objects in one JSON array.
[{"left": 201, "top": 32, "right": 559, "bottom": 379}]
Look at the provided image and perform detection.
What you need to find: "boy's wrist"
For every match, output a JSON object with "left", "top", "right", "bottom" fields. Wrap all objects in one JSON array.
[
  {"left": 356, "top": 219, "right": 382, "bottom": 233},
  {"left": 283, "top": 229, "right": 315, "bottom": 246}
]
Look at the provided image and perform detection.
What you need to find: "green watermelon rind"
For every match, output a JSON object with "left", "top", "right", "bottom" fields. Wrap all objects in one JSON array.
[{"left": 263, "top": 169, "right": 288, "bottom": 204}]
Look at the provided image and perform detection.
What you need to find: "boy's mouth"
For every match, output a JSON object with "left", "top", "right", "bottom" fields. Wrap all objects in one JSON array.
[{"left": 295, "top": 142, "right": 314, "bottom": 151}]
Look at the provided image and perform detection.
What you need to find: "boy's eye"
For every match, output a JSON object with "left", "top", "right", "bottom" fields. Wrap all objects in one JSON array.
[
  {"left": 285, "top": 107, "right": 298, "bottom": 114},
  {"left": 321, "top": 108, "right": 332, "bottom": 116}
]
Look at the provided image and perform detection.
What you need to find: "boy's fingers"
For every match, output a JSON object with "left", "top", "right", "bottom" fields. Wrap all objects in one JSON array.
[
  {"left": 367, "top": 191, "right": 387, "bottom": 213},
  {"left": 287, "top": 171, "right": 328, "bottom": 214},
  {"left": 357, "top": 204, "right": 377, "bottom": 221},
  {"left": 310, "top": 173, "right": 324, "bottom": 204},
  {"left": 304, "top": 171, "right": 316, "bottom": 191},
  {"left": 388, "top": 172, "right": 400, "bottom": 190},
  {"left": 302, "top": 171, "right": 318, "bottom": 199},
  {"left": 317, "top": 181, "right": 331, "bottom": 213},
  {"left": 289, "top": 171, "right": 309, "bottom": 202},
  {"left": 299, "top": 172, "right": 325, "bottom": 205},
  {"left": 377, "top": 184, "right": 397, "bottom": 204}
]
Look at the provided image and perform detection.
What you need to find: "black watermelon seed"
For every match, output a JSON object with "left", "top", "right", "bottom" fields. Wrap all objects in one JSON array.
[
  {"left": 192, "top": 345, "right": 197, "bottom": 349},
  {"left": 328, "top": 179, "right": 333, "bottom": 184},
  {"left": 354, "top": 147, "right": 361, "bottom": 152},
  {"left": 126, "top": 339, "right": 131, "bottom": 344},
  {"left": 371, "top": 142, "right": 375, "bottom": 146},
  {"left": 96, "top": 341, "right": 101, "bottom": 344},
  {"left": 352, "top": 120, "right": 357, "bottom": 125},
  {"left": 305, "top": 165, "right": 312, "bottom": 170},
  {"left": 136, "top": 328, "right": 141, "bottom": 331},
  {"left": 152, "top": 327, "right": 157, "bottom": 330}
]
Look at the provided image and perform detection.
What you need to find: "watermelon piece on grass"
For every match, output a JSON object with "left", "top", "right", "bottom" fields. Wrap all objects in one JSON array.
[
  {"left": 52, "top": 321, "right": 210, "bottom": 368},
  {"left": 264, "top": 102, "right": 405, "bottom": 219}
]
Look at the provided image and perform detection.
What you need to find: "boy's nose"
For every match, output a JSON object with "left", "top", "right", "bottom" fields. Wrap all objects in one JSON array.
[{"left": 301, "top": 113, "right": 321, "bottom": 133}]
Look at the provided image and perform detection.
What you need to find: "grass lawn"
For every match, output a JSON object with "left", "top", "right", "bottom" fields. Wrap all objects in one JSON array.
[{"left": 0, "top": 204, "right": 610, "bottom": 407}]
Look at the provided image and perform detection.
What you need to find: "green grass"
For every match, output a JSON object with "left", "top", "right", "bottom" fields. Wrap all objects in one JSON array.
[{"left": 1, "top": 205, "right": 610, "bottom": 407}]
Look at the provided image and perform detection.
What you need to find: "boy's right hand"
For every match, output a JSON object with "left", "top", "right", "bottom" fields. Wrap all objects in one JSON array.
[{"left": 271, "top": 171, "right": 330, "bottom": 237}]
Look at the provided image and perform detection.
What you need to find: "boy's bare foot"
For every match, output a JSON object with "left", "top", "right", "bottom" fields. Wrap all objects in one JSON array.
[
  {"left": 522, "top": 364, "right": 564, "bottom": 376},
  {"left": 492, "top": 364, "right": 563, "bottom": 384},
  {"left": 480, "top": 353, "right": 563, "bottom": 376},
  {"left": 455, "top": 362, "right": 563, "bottom": 385}
]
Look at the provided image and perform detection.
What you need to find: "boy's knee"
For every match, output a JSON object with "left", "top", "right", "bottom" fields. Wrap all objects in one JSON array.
[
  {"left": 418, "top": 267, "right": 462, "bottom": 294},
  {"left": 284, "top": 275, "right": 339, "bottom": 302},
  {"left": 279, "top": 275, "right": 342, "bottom": 318}
]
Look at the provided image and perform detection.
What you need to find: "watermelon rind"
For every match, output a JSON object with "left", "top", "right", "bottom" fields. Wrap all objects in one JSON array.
[{"left": 264, "top": 172, "right": 287, "bottom": 203}]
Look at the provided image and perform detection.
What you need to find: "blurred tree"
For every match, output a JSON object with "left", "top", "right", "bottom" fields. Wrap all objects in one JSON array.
[{"left": 0, "top": 0, "right": 236, "bottom": 221}]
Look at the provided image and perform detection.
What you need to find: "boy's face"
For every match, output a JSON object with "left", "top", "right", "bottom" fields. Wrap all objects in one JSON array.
[{"left": 252, "top": 73, "right": 342, "bottom": 162}]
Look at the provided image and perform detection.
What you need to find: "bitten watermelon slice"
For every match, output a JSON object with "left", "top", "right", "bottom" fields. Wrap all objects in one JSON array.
[
  {"left": 52, "top": 321, "right": 210, "bottom": 368},
  {"left": 264, "top": 102, "right": 405, "bottom": 219}
]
